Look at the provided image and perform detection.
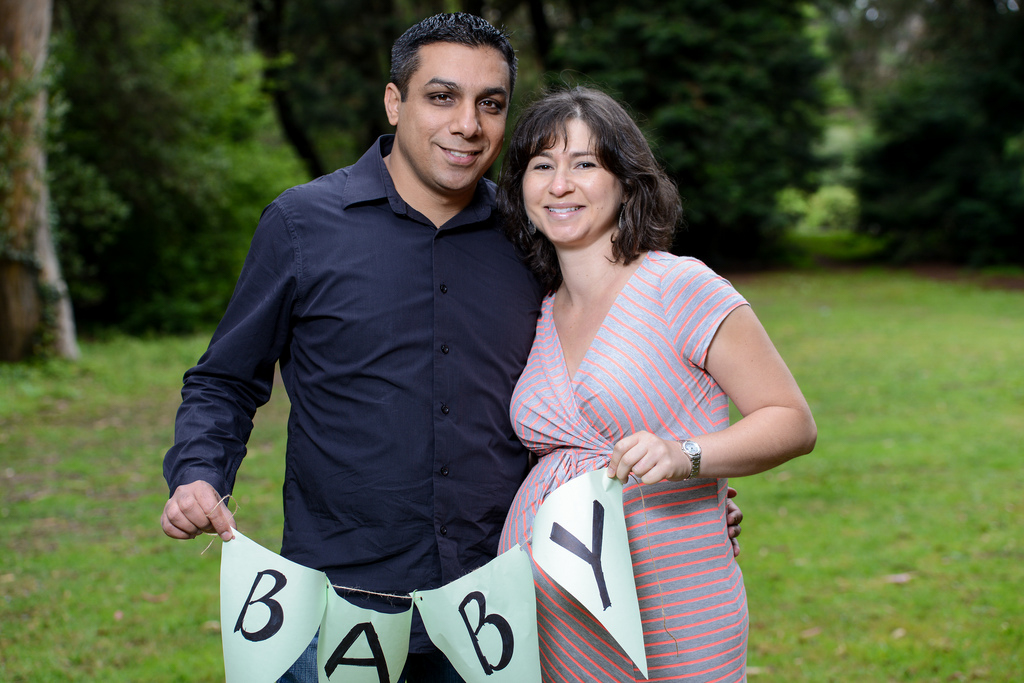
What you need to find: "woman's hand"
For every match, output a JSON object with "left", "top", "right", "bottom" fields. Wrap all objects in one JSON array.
[
  {"left": 608, "top": 430, "right": 690, "bottom": 484},
  {"left": 608, "top": 439, "right": 744, "bottom": 555}
]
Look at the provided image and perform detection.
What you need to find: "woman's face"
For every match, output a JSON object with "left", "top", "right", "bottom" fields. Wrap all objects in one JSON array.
[{"left": 522, "top": 119, "right": 624, "bottom": 254}]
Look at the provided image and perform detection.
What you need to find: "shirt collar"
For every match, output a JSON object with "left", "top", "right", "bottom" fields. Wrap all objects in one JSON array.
[{"left": 341, "top": 135, "right": 496, "bottom": 230}]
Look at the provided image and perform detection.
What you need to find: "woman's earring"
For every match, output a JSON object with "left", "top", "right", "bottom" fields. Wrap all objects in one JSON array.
[
  {"left": 527, "top": 219, "right": 537, "bottom": 236},
  {"left": 618, "top": 204, "right": 626, "bottom": 231}
]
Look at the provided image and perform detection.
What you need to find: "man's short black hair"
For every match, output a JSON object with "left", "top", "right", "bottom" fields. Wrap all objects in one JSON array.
[{"left": 390, "top": 12, "right": 517, "bottom": 99}]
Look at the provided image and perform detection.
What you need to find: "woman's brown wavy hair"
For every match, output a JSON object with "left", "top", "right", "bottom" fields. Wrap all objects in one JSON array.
[{"left": 497, "top": 86, "right": 683, "bottom": 291}]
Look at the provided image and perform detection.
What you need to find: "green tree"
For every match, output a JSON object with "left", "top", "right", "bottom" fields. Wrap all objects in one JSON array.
[
  {"left": 827, "top": 0, "right": 1024, "bottom": 265},
  {"left": 253, "top": 0, "right": 408, "bottom": 175},
  {"left": 49, "top": 0, "right": 306, "bottom": 332},
  {"left": 542, "top": 0, "right": 827, "bottom": 267}
]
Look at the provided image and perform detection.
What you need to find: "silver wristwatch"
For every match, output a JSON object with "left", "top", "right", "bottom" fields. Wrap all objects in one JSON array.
[{"left": 680, "top": 440, "right": 702, "bottom": 480}]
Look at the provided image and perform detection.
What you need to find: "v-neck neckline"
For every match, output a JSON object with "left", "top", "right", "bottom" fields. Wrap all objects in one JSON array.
[{"left": 550, "top": 253, "right": 649, "bottom": 383}]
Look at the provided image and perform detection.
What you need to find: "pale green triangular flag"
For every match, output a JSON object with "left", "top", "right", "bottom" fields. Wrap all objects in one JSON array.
[
  {"left": 414, "top": 545, "right": 540, "bottom": 683},
  {"left": 220, "top": 529, "right": 329, "bottom": 683},
  {"left": 317, "top": 590, "right": 412, "bottom": 683},
  {"left": 531, "top": 469, "right": 648, "bottom": 678}
]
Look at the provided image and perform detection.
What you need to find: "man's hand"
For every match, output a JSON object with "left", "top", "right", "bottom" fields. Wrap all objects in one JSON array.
[
  {"left": 726, "top": 486, "right": 742, "bottom": 557},
  {"left": 161, "top": 480, "right": 236, "bottom": 542}
]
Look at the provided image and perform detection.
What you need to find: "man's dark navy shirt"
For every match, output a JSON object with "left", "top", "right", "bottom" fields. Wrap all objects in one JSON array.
[{"left": 164, "top": 136, "right": 544, "bottom": 651}]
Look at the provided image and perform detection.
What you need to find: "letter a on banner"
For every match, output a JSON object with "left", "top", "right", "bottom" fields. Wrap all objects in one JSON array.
[
  {"left": 221, "top": 529, "right": 329, "bottom": 683},
  {"left": 414, "top": 546, "right": 540, "bottom": 683},
  {"left": 317, "top": 588, "right": 413, "bottom": 683},
  {"left": 531, "top": 470, "right": 648, "bottom": 678}
]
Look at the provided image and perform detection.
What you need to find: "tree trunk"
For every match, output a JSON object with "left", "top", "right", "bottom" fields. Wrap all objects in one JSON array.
[
  {"left": 0, "top": 260, "right": 39, "bottom": 360},
  {"left": 0, "top": 0, "right": 78, "bottom": 361},
  {"left": 252, "top": 0, "right": 327, "bottom": 180},
  {"left": 527, "top": 0, "right": 553, "bottom": 67}
]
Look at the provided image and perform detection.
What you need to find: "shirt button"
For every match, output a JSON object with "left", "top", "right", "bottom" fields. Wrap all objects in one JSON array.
[
  {"left": 440, "top": 466, "right": 449, "bottom": 476},
  {"left": 439, "top": 284, "right": 448, "bottom": 294},
  {"left": 440, "top": 525, "right": 448, "bottom": 535},
  {"left": 440, "top": 344, "right": 449, "bottom": 354},
  {"left": 441, "top": 404, "right": 450, "bottom": 415}
]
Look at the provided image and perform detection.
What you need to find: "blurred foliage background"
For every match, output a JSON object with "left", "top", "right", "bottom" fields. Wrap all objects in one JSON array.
[{"left": 3, "top": 0, "right": 1022, "bottom": 339}]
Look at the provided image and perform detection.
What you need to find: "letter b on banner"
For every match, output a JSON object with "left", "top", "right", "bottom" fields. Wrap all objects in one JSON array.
[
  {"left": 459, "top": 592, "right": 513, "bottom": 674},
  {"left": 220, "top": 529, "right": 329, "bottom": 683},
  {"left": 415, "top": 546, "right": 540, "bottom": 682},
  {"left": 234, "top": 569, "right": 288, "bottom": 642}
]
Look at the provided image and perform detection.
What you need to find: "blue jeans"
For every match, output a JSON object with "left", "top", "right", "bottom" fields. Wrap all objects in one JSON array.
[
  {"left": 277, "top": 632, "right": 318, "bottom": 683},
  {"left": 278, "top": 632, "right": 464, "bottom": 683}
]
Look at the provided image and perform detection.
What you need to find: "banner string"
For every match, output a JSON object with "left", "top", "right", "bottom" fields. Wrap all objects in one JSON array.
[
  {"left": 329, "top": 585, "right": 414, "bottom": 602},
  {"left": 630, "top": 475, "right": 681, "bottom": 656},
  {"left": 200, "top": 494, "right": 240, "bottom": 555}
]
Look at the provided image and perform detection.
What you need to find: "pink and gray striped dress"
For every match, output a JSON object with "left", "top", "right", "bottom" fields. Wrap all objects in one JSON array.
[{"left": 499, "top": 251, "right": 750, "bottom": 682}]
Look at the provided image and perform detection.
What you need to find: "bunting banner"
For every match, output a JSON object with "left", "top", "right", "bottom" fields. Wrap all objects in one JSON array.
[{"left": 217, "top": 469, "right": 648, "bottom": 682}]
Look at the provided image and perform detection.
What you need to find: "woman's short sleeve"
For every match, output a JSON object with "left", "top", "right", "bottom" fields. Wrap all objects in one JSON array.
[{"left": 661, "top": 257, "right": 748, "bottom": 369}]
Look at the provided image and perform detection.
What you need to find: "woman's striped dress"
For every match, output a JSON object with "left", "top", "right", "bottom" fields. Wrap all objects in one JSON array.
[{"left": 498, "top": 252, "right": 750, "bottom": 682}]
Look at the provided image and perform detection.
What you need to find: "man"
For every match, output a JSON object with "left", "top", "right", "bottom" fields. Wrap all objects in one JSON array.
[{"left": 161, "top": 13, "right": 741, "bottom": 683}]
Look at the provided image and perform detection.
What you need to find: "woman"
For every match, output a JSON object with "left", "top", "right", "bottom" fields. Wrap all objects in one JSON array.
[{"left": 496, "top": 87, "right": 816, "bottom": 682}]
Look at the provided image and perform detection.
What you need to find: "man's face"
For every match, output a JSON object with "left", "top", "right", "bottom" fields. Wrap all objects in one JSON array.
[{"left": 384, "top": 42, "right": 510, "bottom": 222}]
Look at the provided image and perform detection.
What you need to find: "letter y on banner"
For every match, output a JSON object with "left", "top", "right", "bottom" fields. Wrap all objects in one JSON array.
[
  {"left": 221, "top": 529, "right": 329, "bottom": 683},
  {"left": 415, "top": 546, "right": 540, "bottom": 683},
  {"left": 531, "top": 470, "right": 648, "bottom": 678}
]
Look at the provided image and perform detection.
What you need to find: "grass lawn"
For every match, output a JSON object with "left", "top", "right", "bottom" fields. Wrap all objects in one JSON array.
[{"left": 1, "top": 268, "right": 1021, "bottom": 682}]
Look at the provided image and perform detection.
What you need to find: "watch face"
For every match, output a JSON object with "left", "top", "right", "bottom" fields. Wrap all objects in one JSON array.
[{"left": 683, "top": 441, "right": 700, "bottom": 455}]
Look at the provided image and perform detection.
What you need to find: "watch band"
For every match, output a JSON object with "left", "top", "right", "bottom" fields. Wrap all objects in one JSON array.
[{"left": 679, "top": 439, "right": 702, "bottom": 480}]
